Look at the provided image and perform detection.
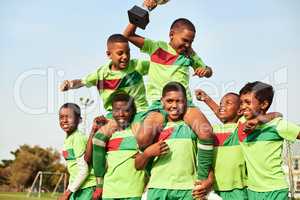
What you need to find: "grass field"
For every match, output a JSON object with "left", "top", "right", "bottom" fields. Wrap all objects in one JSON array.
[{"left": 0, "top": 192, "right": 60, "bottom": 200}]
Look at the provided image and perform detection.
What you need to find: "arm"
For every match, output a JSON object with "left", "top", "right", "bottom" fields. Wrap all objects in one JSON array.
[
  {"left": 195, "top": 89, "right": 220, "bottom": 120},
  {"left": 92, "top": 132, "right": 110, "bottom": 199},
  {"left": 244, "top": 112, "right": 283, "bottom": 132},
  {"left": 60, "top": 79, "right": 84, "bottom": 91},
  {"left": 123, "top": 23, "right": 145, "bottom": 49},
  {"left": 84, "top": 116, "right": 108, "bottom": 163},
  {"left": 67, "top": 155, "right": 89, "bottom": 192},
  {"left": 135, "top": 140, "right": 169, "bottom": 170},
  {"left": 192, "top": 169, "right": 214, "bottom": 199}
]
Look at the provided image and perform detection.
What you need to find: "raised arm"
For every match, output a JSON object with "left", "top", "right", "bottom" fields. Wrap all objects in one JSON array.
[
  {"left": 195, "top": 89, "right": 220, "bottom": 120},
  {"left": 60, "top": 79, "right": 84, "bottom": 92},
  {"left": 123, "top": 23, "right": 145, "bottom": 49},
  {"left": 84, "top": 116, "right": 108, "bottom": 164}
]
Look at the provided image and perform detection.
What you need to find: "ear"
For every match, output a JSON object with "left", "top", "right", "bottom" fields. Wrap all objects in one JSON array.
[
  {"left": 160, "top": 97, "right": 165, "bottom": 108},
  {"left": 260, "top": 100, "right": 270, "bottom": 111},
  {"left": 169, "top": 29, "right": 174, "bottom": 40},
  {"left": 78, "top": 116, "right": 82, "bottom": 124},
  {"left": 106, "top": 50, "right": 111, "bottom": 58}
]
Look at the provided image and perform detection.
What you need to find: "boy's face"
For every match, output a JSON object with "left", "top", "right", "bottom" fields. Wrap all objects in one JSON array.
[
  {"left": 107, "top": 42, "right": 130, "bottom": 70},
  {"left": 59, "top": 107, "right": 79, "bottom": 135},
  {"left": 112, "top": 101, "right": 133, "bottom": 129},
  {"left": 162, "top": 91, "right": 187, "bottom": 122},
  {"left": 240, "top": 92, "right": 268, "bottom": 120},
  {"left": 219, "top": 94, "right": 240, "bottom": 123},
  {"left": 169, "top": 28, "right": 195, "bottom": 55}
]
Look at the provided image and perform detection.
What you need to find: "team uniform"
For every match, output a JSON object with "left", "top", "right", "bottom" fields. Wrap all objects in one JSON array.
[
  {"left": 147, "top": 121, "right": 198, "bottom": 200},
  {"left": 141, "top": 38, "right": 206, "bottom": 110},
  {"left": 82, "top": 59, "right": 149, "bottom": 120},
  {"left": 62, "top": 130, "right": 96, "bottom": 200},
  {"left": 93, "top": 128, "right": 146, "bottom": 200},
  {"left": 237, "top": 117, "right": 300, "bottom": 200},
  {"left": 212, "top": 123, "right": 248, "bottom": 200}
]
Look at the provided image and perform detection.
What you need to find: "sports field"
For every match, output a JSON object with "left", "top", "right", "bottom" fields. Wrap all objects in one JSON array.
[{"left": 0, "top": 192, "right": 59, "bottom": 200}]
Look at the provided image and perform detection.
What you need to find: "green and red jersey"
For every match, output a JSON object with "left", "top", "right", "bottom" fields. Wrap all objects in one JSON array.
[
  {"left": 212, "top": 123, "right": 247, "bottom": 191},
  {"left": 141, "top": 38, "right": 206, "bottom": 104},
  {"left": 63, "top": 130, "right": 96, "bottom": 190},
  {"left": 148, "top": 121, "right": 198, "bottom": 190},
  {"left": 237, "top": 117, "right": 300, "bottom": 192},
  {"left": 102, "top": 128, "right": 145, "bottom": 198},
  {"left": 82, "top": 59, "right": 149, "bottom": 112}
]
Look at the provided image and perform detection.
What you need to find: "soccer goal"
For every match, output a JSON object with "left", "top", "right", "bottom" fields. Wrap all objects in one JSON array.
[{"left": 27, "top": 171, "right": 67, "bottom": 198}]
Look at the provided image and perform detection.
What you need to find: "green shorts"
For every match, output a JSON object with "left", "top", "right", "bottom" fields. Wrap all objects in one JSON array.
[
  {"left": 147, "top": 188, "right": 193, "bottom": 200},
  {"left": 247, "top": 188, "right": 288, "bottom": 200},
  {"left": 105, "top": 111, "right": 147, "bottom": 123},
  {"left": 217, "top": 188, "right": 248, "bottom": 200},
  {"left": 70, "top": 187, "right": 94, "bottom": 200}
]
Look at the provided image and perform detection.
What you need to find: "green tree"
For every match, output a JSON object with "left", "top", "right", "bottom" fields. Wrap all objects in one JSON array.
[{"left": 0, "top": 145, "right": 66, "bottom": 192}]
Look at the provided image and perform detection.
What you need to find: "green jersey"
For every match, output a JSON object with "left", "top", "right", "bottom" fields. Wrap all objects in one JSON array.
[
  {"left": 82, "top": 59, "right": 149, "bottom": 112},
  {"left": 63, "top": 129, "right": 96, "bottom": 190},
  {"left": 212, "top": 123, "right": 247, "bottom": 191},
  {"left": 102, "top": 128, "right": 145, "bottom": 198},
  {"left": 141, "top": 38, "right": 206, "bottom": 104},
  {"left": 148, "top": 121, "right": 198, "bottom": 190},
  {"left": 237, "top": 117, "right": 300, "bottom": 192}
]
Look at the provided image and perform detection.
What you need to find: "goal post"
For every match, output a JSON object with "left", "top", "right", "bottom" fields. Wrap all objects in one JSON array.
[{"left": 27, "top": 171, "right": 67, "bottom": 198}]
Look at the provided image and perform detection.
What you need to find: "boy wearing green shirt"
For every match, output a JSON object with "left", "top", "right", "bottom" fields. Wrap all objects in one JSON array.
[
  {"left": 60, "top": 34, "right": 149, "bottom": 117},
  {"left": 59, "top": 103, "right": 97, "bottom": 200},
  {"left": 135, "top": 82, "right": 214, "bottom": 200},
  {"left": 124, "top": 18, "right": 213, "bottom": 147},
  {"left": 92, "top": 93, "right": 169, "bottom": 200},
  {"left": 194, "top": 90, "right": 248, "bottom": 200},
  {"left": 238, "top": 81, "right": 300, "bottom": 200}
]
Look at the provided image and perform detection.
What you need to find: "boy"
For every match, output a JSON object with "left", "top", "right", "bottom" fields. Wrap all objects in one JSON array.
[
  {"left": 123, "top": 18, "right": 213, "bottom": 147},
  {"left": 194, "top": 90, "right": 248, "bottom": 200},
  {"left": 59, "top": 103, "right": 97, "bottom": 200},
  {"left": 92, "top": 93, "right": 168, "bottom": 200},
  {"left": 238, "top": 81, "right": 300, "bottom": 200},
  {"left": 135, "top": 82, "right": 214, "bottom": 200},
  {"left": 124, "top": 18, "right": 214, "bottom": 183},
  {"left": 60, "top": 34, "right": 149, "bottom": 119}
]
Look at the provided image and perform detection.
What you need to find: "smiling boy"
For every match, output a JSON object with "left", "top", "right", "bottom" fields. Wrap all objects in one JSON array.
[{"left": 238, "top": 81, "right": 300, "bottom": 200}]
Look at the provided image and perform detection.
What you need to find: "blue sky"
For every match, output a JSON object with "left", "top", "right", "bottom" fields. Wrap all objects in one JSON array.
[{"left": 1, "top": 0, "right": 300, "bottom": 159}]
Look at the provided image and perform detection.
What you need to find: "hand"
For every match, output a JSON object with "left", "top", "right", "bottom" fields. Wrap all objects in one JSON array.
[
  {"left": 91, "top": 116, "right": 108, "bottom": 134},
  {"left": 92, "top": 187, "right": 103, "bottom": 200},
  {"left": 243, "top": 118, "right": 259, "bottom": 133},
  {"left": 144, "top": 140, "right": 169, "bottom": 157},
  {"left": 143, "top": 0, "right": 157, "bottom": 10},
  {"left": 192, "top": 179, "right": 212, "bottom": 200},
  {"left": 193, "top": 66, "right": 212, "bottom": 78},
  {"left": 60, "top": 80, "right": 72, "bottom": 92},
  {"left": 58, "top": 190, "right": 71, "bottom": 200},
  {"left": 195, "top": 89, "right": 209, "bottom": 102},
  {"left": 99, "top": 119, "right": 118, "bottom": 137}
]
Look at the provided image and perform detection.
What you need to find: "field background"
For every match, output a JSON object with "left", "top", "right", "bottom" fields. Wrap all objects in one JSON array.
[{"left": 0, "top": 192, "right": 59, "bottom": 200}]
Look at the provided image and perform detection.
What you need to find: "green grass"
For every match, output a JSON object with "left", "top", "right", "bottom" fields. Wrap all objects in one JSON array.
[{"left": 0, "top": 192, "right": 60, "bottom": 200}]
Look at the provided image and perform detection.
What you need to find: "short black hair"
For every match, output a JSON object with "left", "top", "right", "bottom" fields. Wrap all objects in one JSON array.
[
  {"left": 111, "top": 92, "right": 137, "bottom": 121},
  {"left": 239, "top": 81, "right": 274, "bottom": 111},
  {"left": 107, "top": 34, "right": 128, "bottom": 45},
  {"left": 59, "top": 103, "right": 81, "bottom": 119},
  {"left": 170, "top": 18, "right": 196, "bottom": 33},
  {"left": 162, "top": 81, "right": 187, "bottom": 100},
  {"left": 224, "top": 92, "right": 240, "bottom": 100}
]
